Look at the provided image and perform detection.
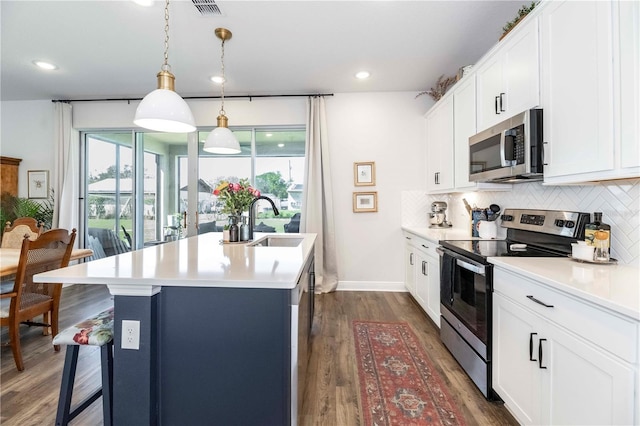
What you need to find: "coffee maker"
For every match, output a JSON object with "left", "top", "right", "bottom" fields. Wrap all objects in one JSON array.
[{"left": 429, "top": 201, "right": 452, "bottom": 228}]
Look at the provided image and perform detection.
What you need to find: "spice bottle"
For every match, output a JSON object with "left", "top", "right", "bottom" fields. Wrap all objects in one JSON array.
[
  {"left": 594, "top": 230, "right": 610, "bottom": 262},
  {"left": 585, "top": 212, "right": 610, "bottom": 254},
  {"left": 229, "top": 216, "right": 239, "bottom": 243}
]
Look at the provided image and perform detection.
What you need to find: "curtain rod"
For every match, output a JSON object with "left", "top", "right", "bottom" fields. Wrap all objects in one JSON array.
[{"left": 51, "top": 93, "right": 334, "bottom": 103}]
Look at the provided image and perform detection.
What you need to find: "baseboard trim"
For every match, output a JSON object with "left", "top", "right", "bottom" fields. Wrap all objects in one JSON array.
[{"left": 336, "top": 281, "right": 407, "bottom": 292}]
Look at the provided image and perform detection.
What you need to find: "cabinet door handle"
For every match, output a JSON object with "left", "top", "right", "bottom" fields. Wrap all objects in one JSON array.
[
  {"left": 410, "top": 253, "right": 414, "bottom": 266},
  {"left": 495, "top": 96, "right": 500, "bottom": 114},
  {"left": 405, "top": 236, "right": 411, "bottom": 240},
  {"left": 422, "top": 261, "right": 427, "bottom": 276},
  {"left": 542, "top": 142, "right": 548, "bottom": 166},
  {"left": 421, "top": 244, "right": 429, "bottom": 250},
  {"left": 529, "top": 332, "right": 538, "bottom": 361},
  {"left": 526, "top": 295, "right": 554, "bottom": 308},
  {"left": 538, "top": 338, "right": 548, "bottom": 369},
  {"left": 499, "top": 92, "right": 506, "bottom": 112}
]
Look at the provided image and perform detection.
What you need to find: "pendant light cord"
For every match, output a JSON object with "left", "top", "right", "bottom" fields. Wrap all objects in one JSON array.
[
  {"left": 162, "top": 0, "right": 170, "bottom": 71},
  {"left": 220, "top": 37, "right": 226, "bottom": 116}
]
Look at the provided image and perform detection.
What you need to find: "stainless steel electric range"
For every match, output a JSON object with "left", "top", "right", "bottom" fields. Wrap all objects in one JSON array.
[{"left": 437, "top": 208, "right": 590, "bottom": 399}]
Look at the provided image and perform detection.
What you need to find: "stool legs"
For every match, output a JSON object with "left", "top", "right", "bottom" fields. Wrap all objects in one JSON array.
[
  {"left": 55, "top": 342, "right": 113, "bottom": 426},
  {"left": 100, "top": 342, "right": 114, "bottom": 426}
]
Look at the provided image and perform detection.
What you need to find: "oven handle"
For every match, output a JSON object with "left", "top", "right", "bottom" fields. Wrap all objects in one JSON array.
[{"left": 456, "top": 258, "right": 486, "bottom": 275}]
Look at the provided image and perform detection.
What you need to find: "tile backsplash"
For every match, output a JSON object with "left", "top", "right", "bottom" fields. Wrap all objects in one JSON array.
[{"left": 402, "top": 178, "right": 640, "bottom": 267}]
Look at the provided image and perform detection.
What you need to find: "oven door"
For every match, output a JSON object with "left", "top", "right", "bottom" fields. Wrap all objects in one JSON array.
[{"left": 439, "top": 247, "right": 490, "bottom": 350}]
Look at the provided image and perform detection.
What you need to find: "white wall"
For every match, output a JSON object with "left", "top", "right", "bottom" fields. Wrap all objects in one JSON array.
[
  {"left": 0, "top": 93, "right": 429, "bottom": 290},
  {"left": 326, "top": 93, "right": 427, "bottom": 290},
  {"left": 0, "top": 100, "right": 56, "bottom": 197}
]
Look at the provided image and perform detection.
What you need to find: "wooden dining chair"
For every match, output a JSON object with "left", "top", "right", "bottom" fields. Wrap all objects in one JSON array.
[
  {"left": 1, "top": 217, "right": 45, "bottom": 249},
  {"left": 0, "top": 228, "right": 76, "bottom": 371}
]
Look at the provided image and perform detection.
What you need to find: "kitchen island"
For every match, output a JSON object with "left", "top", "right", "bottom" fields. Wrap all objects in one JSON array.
[{"left": 34, "top": 232, "right": 317, "bottom": 426}]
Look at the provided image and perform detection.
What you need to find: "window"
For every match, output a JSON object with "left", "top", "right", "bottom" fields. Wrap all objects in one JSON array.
[{"left": 82, "top": 126, "right": 305, "bottom": 254}]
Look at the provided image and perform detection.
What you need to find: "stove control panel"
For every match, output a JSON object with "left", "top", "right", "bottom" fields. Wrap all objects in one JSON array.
[{"left": 500, "top": 209, "right": 590, "bottom": 238}]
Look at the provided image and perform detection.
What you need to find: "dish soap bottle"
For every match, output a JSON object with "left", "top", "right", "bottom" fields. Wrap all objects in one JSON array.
[{"left": 585, "top": 212, "right": 610, "bottom": 254}]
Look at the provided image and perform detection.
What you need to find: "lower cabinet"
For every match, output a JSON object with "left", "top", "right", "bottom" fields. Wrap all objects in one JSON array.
[
  {"left": 403, "top": 232, "right": 440, "bottom": 327},
  {"left": 493, "top": 268, "right": 638, "bottom": 425}
]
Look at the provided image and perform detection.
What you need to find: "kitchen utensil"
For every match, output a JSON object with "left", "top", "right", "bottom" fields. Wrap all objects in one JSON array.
[
  {"left": 488, "top": 204, "right": 501, "bottom": 221},
  {"left": 462, "top": 198, "right": 472, "bottom": 215}
]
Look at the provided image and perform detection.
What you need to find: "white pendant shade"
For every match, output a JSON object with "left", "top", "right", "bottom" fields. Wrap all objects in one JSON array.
[
  {"left": 203, "top": 126, "right": 241, "bottom": 154},
  {"left": 134, "top": 88, "right": 196, "bottom": 133}
]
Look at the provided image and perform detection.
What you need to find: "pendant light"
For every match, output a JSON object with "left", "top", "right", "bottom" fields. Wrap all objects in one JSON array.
[
  {"left": 134, "top": 0, "right": 196, "bottom": 133},
  {"left": 203, "top": 28, "right": 241, "bottom": 154}
]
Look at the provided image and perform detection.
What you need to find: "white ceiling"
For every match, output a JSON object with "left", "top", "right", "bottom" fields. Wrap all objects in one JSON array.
[{"left": 1, "top": 0, "right": 524, "bottom": 102}]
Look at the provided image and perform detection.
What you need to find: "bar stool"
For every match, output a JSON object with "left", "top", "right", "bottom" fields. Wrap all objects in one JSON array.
[{"left": 53, "top": 307, "right": 114, "bottom": 426}]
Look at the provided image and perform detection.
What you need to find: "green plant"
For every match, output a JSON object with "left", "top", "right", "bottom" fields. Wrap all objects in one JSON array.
[
  {"left": 502, "top": 2, "right": 537, "bottom": 38},
  {"left": 0, "top": 190, "right": 55, "bottom": 232}
]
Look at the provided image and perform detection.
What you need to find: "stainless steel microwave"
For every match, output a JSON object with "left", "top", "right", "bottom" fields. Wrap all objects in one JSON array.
[{"left": 469, "top": 109, "right": 543, "bottom": 183}]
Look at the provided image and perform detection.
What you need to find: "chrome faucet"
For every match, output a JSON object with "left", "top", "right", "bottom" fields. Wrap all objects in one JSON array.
[{"left": 248, "top": 196, "right": 280, "bottom": 241}]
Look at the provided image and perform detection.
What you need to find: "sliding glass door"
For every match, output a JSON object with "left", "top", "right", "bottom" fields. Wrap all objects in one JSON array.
[{"left": 82, "top": 126, "right": 305, "bottom": 255}]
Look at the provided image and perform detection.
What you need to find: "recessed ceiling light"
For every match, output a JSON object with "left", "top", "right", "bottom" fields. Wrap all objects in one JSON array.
[
  {"left": 132, "top": 0, "right": 154, "bottom": 6},
  {"left": 278, "top": 143, "right": 285, "bottom": 148},
  {"left": 32, "top": 60, "right": 58, "bottom": 70},
  {"left": 355, "top": 71, "right": 370, "bottom": 79},
  {"left": 210, "top": 75, "right": 225, "bottom": 84},
  {"left": 266, "top": 133, "right": 273, "bottom": 137}
]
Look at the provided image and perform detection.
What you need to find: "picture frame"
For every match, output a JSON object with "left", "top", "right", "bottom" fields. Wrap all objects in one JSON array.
[
  {"left": 353, "top": 191, "right": 378, "bottom": 213},
  {"left": 27, "top": 170, "right": 49, "bottom": 199},
  {"left": 354, "top": 161, "right": 375, "bottom": 186}
]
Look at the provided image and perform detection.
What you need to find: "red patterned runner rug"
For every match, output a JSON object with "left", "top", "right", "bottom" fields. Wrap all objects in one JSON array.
[{"left": 353, "top": 321, "right": 466, "bottom": 426}]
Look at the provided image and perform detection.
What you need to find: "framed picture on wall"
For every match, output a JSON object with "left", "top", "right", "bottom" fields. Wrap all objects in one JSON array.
[
  {"left": 354, "top": 161, "right": 375, "bottom": 186},
  {"left": 27, "top": 170, "right": 49, "bottom": 199},
  {"left": 353, "top": 191, "right": 378, "bottom": 213}
]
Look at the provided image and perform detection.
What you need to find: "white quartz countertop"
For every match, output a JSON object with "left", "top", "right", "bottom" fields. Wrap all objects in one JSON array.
[
  {"left": 490, "top": 257, "right": 640, "bottom": 321},
  {"left": 34, "top": 232, "right": 317, "bottom": 296},
  {"left": 402, "top": 226, "right": 475, "bottom": 243}
]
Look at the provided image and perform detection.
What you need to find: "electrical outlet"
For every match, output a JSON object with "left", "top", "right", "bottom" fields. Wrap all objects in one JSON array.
[{"left": 121, "top": 320, "right": 140, "bottom": 350}]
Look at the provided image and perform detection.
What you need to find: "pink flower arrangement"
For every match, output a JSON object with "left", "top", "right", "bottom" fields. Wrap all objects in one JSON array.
[{"left": 213, "top": 178, "right": 260, "bottom": 215}]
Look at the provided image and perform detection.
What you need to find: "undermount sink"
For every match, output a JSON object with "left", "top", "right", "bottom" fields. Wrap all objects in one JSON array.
[{"left": 248, "top": 236, "right": 304, "bottom": 247}]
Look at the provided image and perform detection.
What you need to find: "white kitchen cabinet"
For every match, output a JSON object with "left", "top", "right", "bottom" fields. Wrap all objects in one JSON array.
[
  {"left": 425, "top": 95, "right": 454, "bottom": 192},
  {"left": 404, "top": 237, "right": 416, "bottom": 296},
  {"left": 618, "top": 0, "right": 640, "bottom": 171},
  {"left": 403, "top": 232, "right": 440, "bottom": 327},
  {"left": 493, "top": 268, "right": 638, "bottom": 425},
  {"left": 541, "top": 1, "right": 640, "bottom": 183},
  {"left": 453, "top": 76, "right": 477, "bottom": 190},
  {"left": 476, "top": 16, "right": 540, "bottom": 131}
]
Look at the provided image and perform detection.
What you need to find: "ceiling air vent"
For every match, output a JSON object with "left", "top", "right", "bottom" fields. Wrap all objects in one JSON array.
[{"left": 192, "top": 0, "right": 222, "bottom": 16}]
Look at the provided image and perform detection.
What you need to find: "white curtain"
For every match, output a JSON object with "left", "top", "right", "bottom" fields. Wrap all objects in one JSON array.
[
  {"left": 53, "top": 102, "right": 79, "bottom": 233},
  {"left": 301, "top": 96, "right": 338, "bottom": 293}
]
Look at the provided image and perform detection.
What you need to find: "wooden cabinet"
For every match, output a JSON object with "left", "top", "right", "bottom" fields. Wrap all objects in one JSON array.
[
  {"left": 493, "top": 267, "right": 638, "bottom": 425},
  {"left": 541, "top": 0, "right": 639, "bottom": 183},
  {"left": 0, "top": 156, "right": 22, "bottom": 196},
  {"left": 403, "top": 232, "right": 440, "bottom": 327},
  {"left": 425, "top": 95, "right": 454, "bottom": 192},
  {"left": 476, "top": 16, "right": 540, "bottom": 131}
]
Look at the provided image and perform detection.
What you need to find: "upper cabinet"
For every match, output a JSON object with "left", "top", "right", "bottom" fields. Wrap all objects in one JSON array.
[
  {"left": 541, "top": 0, "right": 640, "bottom": 184},
  {"left": 476, "top": 17, "right": 540, "bottom": 132},
  {"left": 423, "top": 0, "right": 638, "bottom": 190},
  {"left": 453, "top": 76, "right": 477, "bottom": 190},
  {"left": 425, "top": 95, "right": 455, "bottom": 192}
]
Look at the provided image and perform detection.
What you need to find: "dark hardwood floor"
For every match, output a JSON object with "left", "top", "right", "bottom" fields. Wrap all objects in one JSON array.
[{"left": 0, "top": 286, "right": 517, "bottom": 425}]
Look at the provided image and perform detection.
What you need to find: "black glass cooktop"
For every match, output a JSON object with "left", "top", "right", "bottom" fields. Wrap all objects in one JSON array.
[{"left": 441, "top": 239, "right": 568, "bottom": 261}]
